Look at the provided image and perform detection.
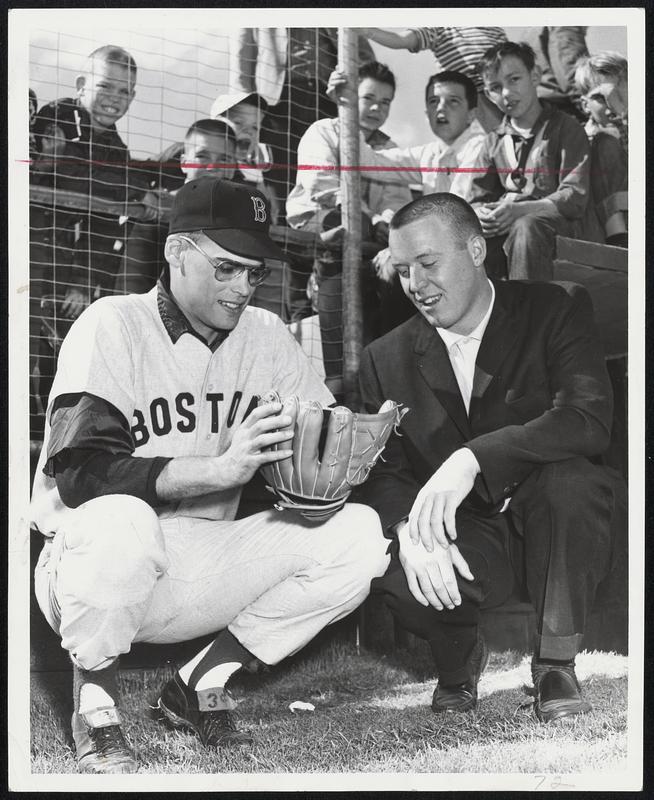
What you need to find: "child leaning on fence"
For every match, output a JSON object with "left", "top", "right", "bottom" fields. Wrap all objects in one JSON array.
[
  {"left": 286, "top": 61, "right": 414, "bottom": 395},
  {"left": 469, "top": 41, "right": 591, "bottom": 281},
  {"left": 38, "top": 45, "right": 154, "bottom": 305}
]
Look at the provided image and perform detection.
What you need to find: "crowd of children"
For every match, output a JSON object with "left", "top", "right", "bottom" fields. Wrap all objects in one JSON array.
[{"left": 29, "top": 30, "right": 629, "bottom": 432}]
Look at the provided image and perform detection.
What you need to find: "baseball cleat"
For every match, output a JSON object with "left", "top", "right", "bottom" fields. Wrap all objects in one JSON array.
[
  {"left": 531, "top": 659, "right": 592, "bottom": 723},
  {"left": 157, "top": 671, "right": 253, "bottom": 748},
  {"left": 72, "top": 707, "right": 138, "bottom": 774},
  {"left": 431, "top": 632, "right": 489, "bottom": 713}
]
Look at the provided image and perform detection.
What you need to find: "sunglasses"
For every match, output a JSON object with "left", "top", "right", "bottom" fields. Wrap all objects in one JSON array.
[{"left": 178, "top": 235, "right": 270, "bottom": 287}]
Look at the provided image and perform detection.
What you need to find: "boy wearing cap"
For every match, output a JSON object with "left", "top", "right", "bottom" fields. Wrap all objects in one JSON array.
[{"left": 30, "top": 178, "right": 389, "bottom": 774}]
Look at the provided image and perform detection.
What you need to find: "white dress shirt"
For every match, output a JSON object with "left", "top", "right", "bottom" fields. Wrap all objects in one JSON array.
[{"left": 435, "top": 280, "right": 495, "bottom": 413}]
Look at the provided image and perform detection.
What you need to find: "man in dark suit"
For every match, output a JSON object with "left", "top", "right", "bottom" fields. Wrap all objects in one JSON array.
[{"left": 357, "top": 192, "right": 626, "bottom": 723}]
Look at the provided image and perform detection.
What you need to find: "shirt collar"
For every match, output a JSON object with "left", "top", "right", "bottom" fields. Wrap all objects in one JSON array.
[
  {"left": 436, "top": 279, "right": 496, "bottom": 351},
  {"left": 156, "top": 269, "right": 230, "bottom": 352},
  {"left": 496, "top": 101, "right": 553, "bottom": 138}
]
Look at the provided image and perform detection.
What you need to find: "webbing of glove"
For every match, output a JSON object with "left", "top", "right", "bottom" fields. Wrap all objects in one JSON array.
[{"left": 346, "top": 401, "right": 408, "bottom": 486}]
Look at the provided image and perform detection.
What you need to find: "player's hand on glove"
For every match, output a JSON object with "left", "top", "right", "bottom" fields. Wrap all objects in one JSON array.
[
  {"left": 218, "top": 401, "right": 294, "bottom": 488},
  {"left": 408, "top": 448, "right": 480, "bottom": 553},
  {"left": 398, "top": 521, "right": 474, "bottom": 610}
]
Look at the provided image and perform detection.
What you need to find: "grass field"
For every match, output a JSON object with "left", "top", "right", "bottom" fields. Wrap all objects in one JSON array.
[{"left": 30, "top": 638, "right": 629, "bottom": 776}]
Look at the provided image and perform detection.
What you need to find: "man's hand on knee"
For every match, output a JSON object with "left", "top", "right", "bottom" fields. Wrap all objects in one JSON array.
[
  {"left": 408, "top": 448, "right": 480, "bottom": 552},
  {"left": 398, "top": 522, "right": 474, "bottom": 611}
]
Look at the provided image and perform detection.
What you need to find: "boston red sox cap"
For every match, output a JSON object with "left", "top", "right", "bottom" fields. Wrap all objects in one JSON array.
[{"left": 168, "top": 178, "right": 285, "bottom": 262}]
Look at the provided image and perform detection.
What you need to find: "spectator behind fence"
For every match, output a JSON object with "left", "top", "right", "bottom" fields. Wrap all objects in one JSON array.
[
  {"left": 210, "top": 92, "right": 280, "bottom": 223},
  {"left": 359, "top": 27, "right": 507, "bottom": 132},
  {"left": 330, "top": 70, "right": 487, "bottom": 201},
  {"left": 574, "top": 52, "right": 628, "bottom": 247},
  {"left": 286, "top": 61, "right": 414, "bottom": 393},
  {"left": 469, "top": 41, "right": 590, "bottom": 281},
  {"left": 229, "top": 28, "right": 375, "bottom": 213},
  {"left": 39, "top": 45, "right": 154, "bottom": 305},
  {"left": 114, "top": 119, "right": 237, "bottom": 296},
  {"left": 29, "top": 102, "right": 87, "bottom": 437},
  {"left": 326, "top": 68, "right": 487, "bottom": 332}
]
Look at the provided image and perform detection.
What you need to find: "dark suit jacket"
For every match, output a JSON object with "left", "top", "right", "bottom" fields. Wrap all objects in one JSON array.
[{"left": 357, "top": 280, "right": 613, "bottom": 532}]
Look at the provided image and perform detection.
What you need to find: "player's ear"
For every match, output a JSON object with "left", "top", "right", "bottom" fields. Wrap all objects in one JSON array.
[
  {"left": 468, "top": 234, "right": 486, "bottom": 267},
  {"left": 165, "top": 236, "right": 186, "bottom": 274}
]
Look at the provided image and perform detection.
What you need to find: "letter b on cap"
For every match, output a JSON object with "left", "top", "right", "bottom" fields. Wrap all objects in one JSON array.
[{"left": 251, "top": 196, "right": 267, "bottom": 223}]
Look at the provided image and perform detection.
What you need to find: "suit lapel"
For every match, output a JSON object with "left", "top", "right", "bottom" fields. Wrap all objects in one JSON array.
[
  {"left": 414, "top": 317, "right": 471, "bottom": 439},
  {"left": 471, "top": 281, "right": 514, "bottom": 409}
]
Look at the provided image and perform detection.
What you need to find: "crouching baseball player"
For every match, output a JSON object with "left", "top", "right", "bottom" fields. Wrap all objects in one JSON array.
[{"left": 30, "top": 178, "right": 390, "bottom": 774}]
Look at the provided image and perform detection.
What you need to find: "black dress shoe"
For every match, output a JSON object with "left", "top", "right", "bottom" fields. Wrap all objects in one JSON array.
[
  {"left": 531, "top": 659, "right": 592, "bottom": 723},
  {"left": 157, "top": 672, "right": 253, "bottom": 747},
  {"left": 432, "top": 632, "right": 489, "bottom": 713}
]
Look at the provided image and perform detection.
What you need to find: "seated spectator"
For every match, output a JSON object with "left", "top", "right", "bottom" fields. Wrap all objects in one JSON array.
[
  {"left": 327, "top": 68, "right": 487, "bottom": 329},
  {"left": 574, "top": 52, "right": 628, "bottom": 247},
  {"left": 38, "top": 45, "right": 153, "bottom": 304},
  {"left": 115, "top": 119, "right": 237, "bottom": 295},
  {"left": 360, "top": 27, "right": 507, "bottom": 131},
  {"left": 330, "top": 70, "right": 486, "bottom": 200},
  {"left": 286, "top": 61, "right": 414, "bottom": 392},
  {"left": 469, "top": 41, "right": 590, "bottom": 281}
]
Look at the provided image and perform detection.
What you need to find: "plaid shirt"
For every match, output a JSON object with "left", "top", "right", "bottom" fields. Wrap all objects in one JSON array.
[{"left": 469, "top": 103, "right": 591, "bottom": 220}]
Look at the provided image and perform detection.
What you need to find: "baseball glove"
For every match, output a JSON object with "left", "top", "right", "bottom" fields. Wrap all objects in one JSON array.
[{"left": 258, "top": 391, "right": 407, "bottom": 521}]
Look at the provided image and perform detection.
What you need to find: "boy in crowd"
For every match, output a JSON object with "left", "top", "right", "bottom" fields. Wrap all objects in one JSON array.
[
  {"left": 286, "top": 61, "right": 413, "bottom": 391},
  {"left": 360, "top": 27, "right": 507, "bottom": 131},
  {"left": 574, "top": 52, "right": 628, "bottom": 246},
  {"left": 114, "top": 118, "right": 237, "bottom": 295},
  {"left": 38, "top": 45, "right": 152, "bottom": 302},
  {"left": 329, "top": 70, "right": 487, "bottom": 201},
  {"left": 326, "top": 68, "right": 487, "bottom": 329},
  {"left": 469, "top": 41, "right": 590, "bottom": 281}
]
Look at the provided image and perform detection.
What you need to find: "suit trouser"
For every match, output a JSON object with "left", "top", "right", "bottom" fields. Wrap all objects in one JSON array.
[
  {"left": 372, "top": 458, "right": 626, "bottom": 684},
  {"left": 483, "top": 208, "right": 575, "bottom": 282},
  {"left": 34, "top": 495, "right": 390, "bottom": 672}
]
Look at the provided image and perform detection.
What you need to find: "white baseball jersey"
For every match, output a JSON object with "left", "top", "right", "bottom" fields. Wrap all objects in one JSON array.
[{"left": 31, "top": 289, "right": 333, "bottom": 536}]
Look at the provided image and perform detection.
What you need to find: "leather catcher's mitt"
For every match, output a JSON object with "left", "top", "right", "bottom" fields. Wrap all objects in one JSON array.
[{"left": 258, "top": 391, "right": 407, "bottom": 521}]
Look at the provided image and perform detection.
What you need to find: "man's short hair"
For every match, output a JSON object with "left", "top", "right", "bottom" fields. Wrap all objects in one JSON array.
[
  {"left": 574, "top": 51, "right": 628, "bottom": 94},
  {"left": 390, "top": 192, "right": 483, "bottom": 245},
  {"left": 85, "top": 45, "right": 137, "bottom": 79},
  {"left": 358, "top": 61, "right": 396, "bottom": 94},
  {"left": 424, "top": 70, "right": 477, "bottom": 109},
  {"left": 478, "top": 41, "right": 537, "bottom": 80},
  {"left": 185, "top": 118, "right": 237, "bottom": 146}
]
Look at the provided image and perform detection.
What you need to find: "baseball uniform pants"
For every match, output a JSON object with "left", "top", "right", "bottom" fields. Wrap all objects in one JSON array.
[{"left": 34, "top": 495, "right": 390, "bottom": 671}]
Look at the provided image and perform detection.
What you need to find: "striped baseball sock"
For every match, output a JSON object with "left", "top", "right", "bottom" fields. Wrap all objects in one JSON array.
[{"left": 179, "top": 629, "right": 255, "bottom": 691}]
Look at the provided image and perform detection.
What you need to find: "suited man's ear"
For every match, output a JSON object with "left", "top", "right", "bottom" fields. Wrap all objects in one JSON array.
[{"left": 468, "top": 234, "right": 487, "bottom": 267}]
